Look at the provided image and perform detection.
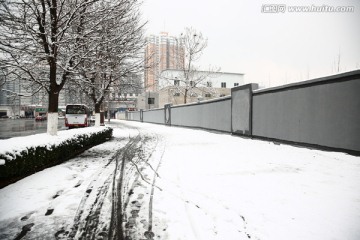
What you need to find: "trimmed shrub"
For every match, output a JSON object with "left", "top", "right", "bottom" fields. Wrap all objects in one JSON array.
[{"left": 0, "top": 127, "right": 113, "bottom": 180}]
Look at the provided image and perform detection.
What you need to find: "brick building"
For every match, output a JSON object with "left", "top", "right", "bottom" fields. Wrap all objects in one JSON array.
[{"left": 144, "top": 32, "right": 184, "bottom": 91}]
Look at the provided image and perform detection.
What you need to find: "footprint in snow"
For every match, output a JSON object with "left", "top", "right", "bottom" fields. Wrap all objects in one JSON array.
[
  {"left": 14, "top": 223, "right": 35, "bottom": 240},
  {"left": 52, "top": 190, "right": 64, "bottom": 199},
  {"left": 131, "top": 200, "right": 142, "bottom": 209},
  {"left": 45, "top": 208, "right": 54, "bottom": 216},
  {"left": 20, "top": 212, "right": 34, "bottom": 222},
  {"left": 74, "top": 180, "right": 83, "bottom": 188}
]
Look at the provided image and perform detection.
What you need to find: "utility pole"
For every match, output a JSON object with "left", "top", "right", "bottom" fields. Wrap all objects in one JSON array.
[{"left": 108, "top": 96, "right": 110, "bottom": 122}]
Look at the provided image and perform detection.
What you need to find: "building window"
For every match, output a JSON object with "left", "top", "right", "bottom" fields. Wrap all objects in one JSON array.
[
  {"left": 148, "top": 98, "right": 155, "bottom": 104},
  {"left": 207, "top": 82, "right": 212, "bottom": 87},
  {"left": 221, "top": 82, "right": 226, "bottom": 88},
  {"left": 220, "top": 94, "right": 226, "bottom": 97},
  {"left": 234, "top": 83, "right": 239, "bottom": 87},
  {"left": 205, "top": 93, "right": 211, "bottom": 98},
  {"left": 174, "top": 80, "right": 180, "bottom": 86},
  {"left": 190, "top": 81, "right": 195, "bottom": 87},
  {"left": 174, "top": 92, "right": 180, "bottom": 96}
]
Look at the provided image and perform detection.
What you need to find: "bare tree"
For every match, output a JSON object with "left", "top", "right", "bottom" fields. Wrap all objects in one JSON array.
[
  {"left": 331, "top": 47, "right": 342, "bottom": 74},
  {"left": 0, "top": 0, "right": 145, "bottom": 133},
  {"left": 159, "top": 27, "right": 220, "bottom": 104},
  {"left": 0, "top": 0, "right": 103, "bottom": 135},
  {"left": 73, "top": 0, "right": 146, "bottom": 126}
]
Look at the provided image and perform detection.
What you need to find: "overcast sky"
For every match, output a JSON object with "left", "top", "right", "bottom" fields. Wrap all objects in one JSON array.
[{"left": 141, "top": 0, "right": 360, "bottom": 87}]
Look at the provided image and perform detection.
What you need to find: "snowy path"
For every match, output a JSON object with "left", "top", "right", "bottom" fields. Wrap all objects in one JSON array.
[
  {"left": 0, "top": 120, "right": 360, "bottom": 240},
  {"left": 120, "top": 121, "right": 360, "bottom": 240}
]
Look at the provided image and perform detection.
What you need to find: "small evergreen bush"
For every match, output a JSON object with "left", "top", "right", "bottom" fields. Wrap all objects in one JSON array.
[{"left": 0, "top": 127, "right": 113, "bottom": 180}]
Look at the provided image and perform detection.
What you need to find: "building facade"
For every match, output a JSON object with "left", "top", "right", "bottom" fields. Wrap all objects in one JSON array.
[
  {"left": 0, "top": 75, "right": 51, "bottom": 117},
  {"left": 157, "top": 69, "right": 245, "bottom": 107},
  {"left": 144, "top": 32, "right": 184, "bottom": 91},
  {"left": 105, "top": 73, "right": 143, "bottom": 116}
]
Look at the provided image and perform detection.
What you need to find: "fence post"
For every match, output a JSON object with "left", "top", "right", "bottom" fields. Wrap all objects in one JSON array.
[
  {"left": 231, "top": 83, "right": 258, "bottom": 136},
  {"left": 164, "top": 104, "right": 172, "bottom": 126}
]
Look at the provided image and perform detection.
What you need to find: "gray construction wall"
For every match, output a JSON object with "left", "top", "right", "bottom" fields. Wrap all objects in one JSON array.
[
  {"left": 252, "top": 74, "right": 360, "bottom": 152},
  {"left": 127, "top": 111, "right": 141, "bottom": 121},
  {"left": 143, "top": 108, "right": 164, "bottom": 124},
  {"left": 231, "top": 84, "right": 258, "bottom": 135},
  {"left": 126, "top": 70, "right": 360, "bottom": 154},
  {"left": 171, "top": 97, "right": 232, "bottom": 132},
  {"left": 115, "top": 112, "right": 126, "bottom": 120}
]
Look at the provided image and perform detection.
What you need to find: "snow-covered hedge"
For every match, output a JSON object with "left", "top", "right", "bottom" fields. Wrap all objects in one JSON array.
[{"left": 0, "top": 127, "right": 113, "bottom": 180}]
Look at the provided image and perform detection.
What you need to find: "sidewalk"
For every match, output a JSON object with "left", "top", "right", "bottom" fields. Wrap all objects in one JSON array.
[{"left": 1, "top": 120, "right": 359, "bottom": 240}]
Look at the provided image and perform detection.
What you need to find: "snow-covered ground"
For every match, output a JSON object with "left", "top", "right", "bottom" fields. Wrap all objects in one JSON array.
[
  {"left": 0, "top": 120, "right": 359, "bottom": 240},
  {"left": 0, "top": 126, "right": 111, "bottom": 161}
]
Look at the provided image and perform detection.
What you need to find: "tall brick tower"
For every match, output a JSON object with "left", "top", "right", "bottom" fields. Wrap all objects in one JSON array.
[{"left": 144, "top": 32, "right": 184, "bottom": 91}]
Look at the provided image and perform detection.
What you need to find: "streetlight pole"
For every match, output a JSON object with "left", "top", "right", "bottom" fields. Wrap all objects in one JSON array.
[
  {"left": 18, "top": 80, "right": 21, "bottom": 117},
  {"left": 108, "top": 94, "right": 110, "bottom": 122}
]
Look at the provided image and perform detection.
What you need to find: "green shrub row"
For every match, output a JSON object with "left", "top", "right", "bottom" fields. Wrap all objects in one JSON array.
[{"left": 0, "top": 127, "right": 113, "bottom": 180}]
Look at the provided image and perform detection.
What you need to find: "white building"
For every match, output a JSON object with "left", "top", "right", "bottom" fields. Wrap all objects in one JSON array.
[
  {"left": 158, "top": 69, "right": 245, "bottom": 89},
  {"left": 155, "top": 69, "right": 245, "bottom": 107}
]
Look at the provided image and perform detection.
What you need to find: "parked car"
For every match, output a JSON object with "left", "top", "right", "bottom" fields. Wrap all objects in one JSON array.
[
  {"left": 9, "top": 115, "right": 20, "bottom": 119},
  {"left": 35, "top": 115, "right": 47, "bottom": 121}
]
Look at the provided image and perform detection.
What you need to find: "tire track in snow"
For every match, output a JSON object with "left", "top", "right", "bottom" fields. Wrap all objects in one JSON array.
[
  {"left": 108, "top": 130, "right": 165, "bottom": 240},
  {"left": 66, "top": 123, "right": 166, "bottom": 240},
  {"left": 120, "top": 133, "right": 164, "bottom": 240},
  {"left": 145, "top": 136, "right": 166, "bottom": 239},
  {"left": 66, "top": 136, "right": 133, "bottom": 240},
  {"left": 108, "top": 133, "right": 142, "bottom": 240}
]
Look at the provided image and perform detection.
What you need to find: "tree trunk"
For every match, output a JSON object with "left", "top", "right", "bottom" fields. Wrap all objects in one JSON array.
[
  {"left": 47, "top": 88, "right": 59, "bottom": 135},
  {"left": 95, "top": 102, "right": 101, "bottom": 113},
  {"left": 95, "top": 102, "right": 102, "bottom": 127},
  {"left": 184, "top": 89, "right": 188, "bottom": 104},
  {"left": 47, "top": 60, "right": 60, "bottom": 135}
]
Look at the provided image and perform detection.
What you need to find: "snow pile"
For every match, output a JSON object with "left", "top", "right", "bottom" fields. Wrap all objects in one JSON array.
[{"left": 0, "top": 127, "right": 110, "bottom": 161}]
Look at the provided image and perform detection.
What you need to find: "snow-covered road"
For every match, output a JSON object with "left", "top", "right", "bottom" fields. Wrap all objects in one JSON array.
[{"left": 0, "top": 120, "right": 359, "bottom": 240}]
